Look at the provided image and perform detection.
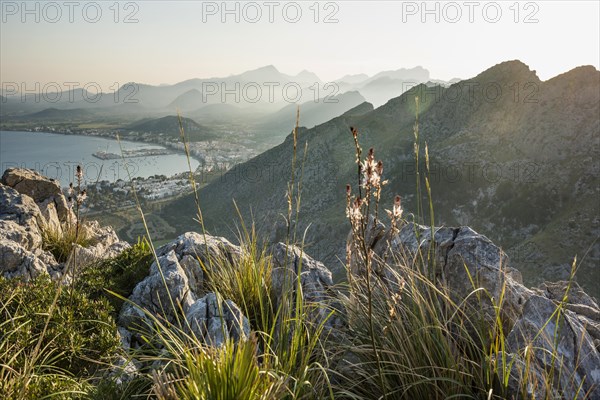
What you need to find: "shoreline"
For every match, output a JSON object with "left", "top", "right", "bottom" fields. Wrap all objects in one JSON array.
[
  {"left": 0, "top": 127, "right": 205, "bottom": 164},
  {"left": 0, "top": 129, "right": 206, "bottom": 187}
]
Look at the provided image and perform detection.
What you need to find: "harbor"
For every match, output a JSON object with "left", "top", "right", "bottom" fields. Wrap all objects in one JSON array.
[{"left": 92, "top": 148, "right": 173, "bottom": 160}]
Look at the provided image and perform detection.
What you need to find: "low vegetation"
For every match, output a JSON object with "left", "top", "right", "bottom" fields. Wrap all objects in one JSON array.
[
  {"left": 76, "top": 237, "right": 153, "bottom": 313},
  {"left": 0, "top": 276, "right": 120, "bottom": 399}
]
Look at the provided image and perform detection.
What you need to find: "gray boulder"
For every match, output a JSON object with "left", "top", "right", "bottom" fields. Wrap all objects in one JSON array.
[
  {"left": 156, "top": 231, "right": 240, "bottom": 295},
  {"left": 154, "top": 232, "right": 242, "bottom": 295},
  {"left": 1, "top": 168, "right": 72, "bottom": 222},
  {"left": 0, "top": 239, "right": 48, "bottom": 281},
  {"left": 119, "top": 233, "right": 250, "bottom": 348},
  {"left": 119, "top": 250, "right": 195, "bottom": 331},
  {"left": 362, "top": 222, "right": 533, "bottom": 332},
  {"left": 38, "top": 198, "right": 62, "bottom": 236},
  {"left": 272, "top": 242, "right": 346, "bottom": 332},
  {"left": 0, "top": 183, "right": 46, "bottom": 245},
  {"left": 507, "top": 294, "right": 600, "bottom": 398},
  {"left": 0, "top": 219, "right": 41, "bottom": 252},
  {"left": 186, "top": 292, "right": 250, "bottom": 347}
]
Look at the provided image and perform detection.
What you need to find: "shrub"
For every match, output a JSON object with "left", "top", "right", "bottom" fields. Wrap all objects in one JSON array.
[
  {"left": 88, "top": 376, "right": 153, "bottom": 400},
  {"left": 77, "top": 237, "right": 153, "bottom": 313}
]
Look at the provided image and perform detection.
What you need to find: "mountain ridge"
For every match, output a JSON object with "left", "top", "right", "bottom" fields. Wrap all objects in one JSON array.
[{"left": 161, "top": 60, "right": 600, "bottom": 298}]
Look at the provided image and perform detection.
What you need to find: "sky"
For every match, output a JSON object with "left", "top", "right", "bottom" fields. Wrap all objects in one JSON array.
[{"left": 1, "top": 1, "right": 599, "bottom": 91}]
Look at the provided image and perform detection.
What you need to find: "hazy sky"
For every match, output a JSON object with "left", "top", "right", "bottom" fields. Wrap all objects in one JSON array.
[{"left": 1, "top": 1, "right": 599, "bottom": 90}]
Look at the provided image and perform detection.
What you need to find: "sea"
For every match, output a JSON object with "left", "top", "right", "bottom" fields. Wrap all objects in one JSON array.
[{"left": 0, "top": 131, "right": 199, "bottom": 187}]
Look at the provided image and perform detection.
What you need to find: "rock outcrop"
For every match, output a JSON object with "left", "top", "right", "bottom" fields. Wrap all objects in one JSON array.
[
  {"left": 2, "top": 168, "right": 72, "bottom": 227},
  {"left": 186, "top": 292, "right": 250, "bottom": 346},
  {"left": 0, "top": 183, "right": 61, "bottom": 280},
  {"left": 118, "top": 233, "right": 346, "bottom": 348},
  {"left": 118, "top": 232, "right": 250, "bottom": 348},
  {"left": 0, "top": 168, "right": 128, "bottom": 280},
  {"left": 349, "top": 220, "right": 600, "bottom": 399},
  {"left": 506, "top": 293, "right": 600, "bottom": 398},
  {"left": 271, "top": 242, "right": 346, "bottom": 332}
]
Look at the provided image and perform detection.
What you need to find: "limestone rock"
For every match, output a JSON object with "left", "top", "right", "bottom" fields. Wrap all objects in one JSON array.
[
  {"left": 0, "top": 219, "right": 41, "bottom": 252},
  {"left": 38, "top": 198, "right": 62, "bottom": 235},
  {"left": 119, "top": 250, "right": 195, "bottom": 331},
  {"left": 65, "top": 221, "right": 128, "bottom": 271},
  {"left": 0, "top": 239, "right": 48, "bottom": 281},
  {"left": 1, "top": 168, "right": 72, "bottom": 222},
  {"left": 364, "top": 222, "right": 534, "bottom": 332},
  {"left": 109, "top": 356, "right": 140, "bottom": 387},
  {"left": 185, "top": 293, "right": 250, "bottom": 346},
  {"left": 119, "top": 234, "right": 251, "bottom": 348},
  {"left": 272, "top": 242, "right": 346, "bottom": 331},
  {"left": 0, "top": 183, "right": 46, "bottom": 239},
  {"left": 155, "top": 232, "right": 241, "bottom": 295},
  {"left": 507, "top": 294, "right": 600, "bottom": 398}
]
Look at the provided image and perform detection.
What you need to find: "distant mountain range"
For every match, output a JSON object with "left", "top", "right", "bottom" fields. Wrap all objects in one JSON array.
[
  {"left": 160, "top": 60, "right": 600, "bottom": 298},
  {"left": 22, "top": 107, "right": 97, "bottom": 121},
  {"left": 258, "top": 91, "right": 368, "bottom": 132},
  {"left": 1, "top": 65, "right": 447, "bottom": 118}
]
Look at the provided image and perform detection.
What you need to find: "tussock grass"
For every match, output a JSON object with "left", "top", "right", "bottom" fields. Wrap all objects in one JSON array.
[
  {"left": 202, "top": 221, "right": 276, "bottom": 336},
  {"left": 42, "top": 225, "right": 93, "bottom": 264}
]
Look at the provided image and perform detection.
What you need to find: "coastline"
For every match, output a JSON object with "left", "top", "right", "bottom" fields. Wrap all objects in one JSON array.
[{"left": 0, "top": 128, "right": 204, "bottom": 164}]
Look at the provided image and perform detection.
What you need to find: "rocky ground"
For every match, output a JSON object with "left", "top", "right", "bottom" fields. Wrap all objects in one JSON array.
[{"left": 1, "top": 167, "right": 599, "bottom": 398}]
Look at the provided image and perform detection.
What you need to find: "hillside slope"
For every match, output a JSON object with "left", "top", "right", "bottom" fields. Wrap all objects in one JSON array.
[
  {"left": 126, "top": 115, "right": 217, "bottom": 141},
  {"left": 162, "top": 61, "right": 600, "bottom": 297}
]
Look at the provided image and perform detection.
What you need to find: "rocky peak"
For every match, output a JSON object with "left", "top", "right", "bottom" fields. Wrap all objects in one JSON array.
[{"left": 474, "top": 59, "right": 541, "bottom": 84}]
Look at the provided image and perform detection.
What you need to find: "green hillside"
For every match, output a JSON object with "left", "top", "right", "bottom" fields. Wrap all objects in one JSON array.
[
  {"left": 162, "top": 61, "right": 600, "bottom": 297},
  {"left": 126, "top": 115, "right": 218, "bottom": 142}
]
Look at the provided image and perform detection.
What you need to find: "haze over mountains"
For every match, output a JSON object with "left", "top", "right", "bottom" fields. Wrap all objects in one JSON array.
[
  {"left": 160, "top": 60, "right": 600, "bottom": 298},
  {"left": 1, "top": 65, "right": 443, "bottom": 125}
]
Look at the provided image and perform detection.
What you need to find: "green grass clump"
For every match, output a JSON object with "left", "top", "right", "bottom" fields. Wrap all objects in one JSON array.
[
  {"left": 42, "top": 225, "right": 94, "bottom": 264},
  {"left": 336, "top": 261, "right": 492, "bottom": 399},
  {"left": 0, "top": 275, "right": 120, "bottom": 399},
  {"left": 154, "top": 336, "right": 284, "bottom": 400},
  {"left": 202, "top": 226, "right": 275, "bottom": 339}
]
